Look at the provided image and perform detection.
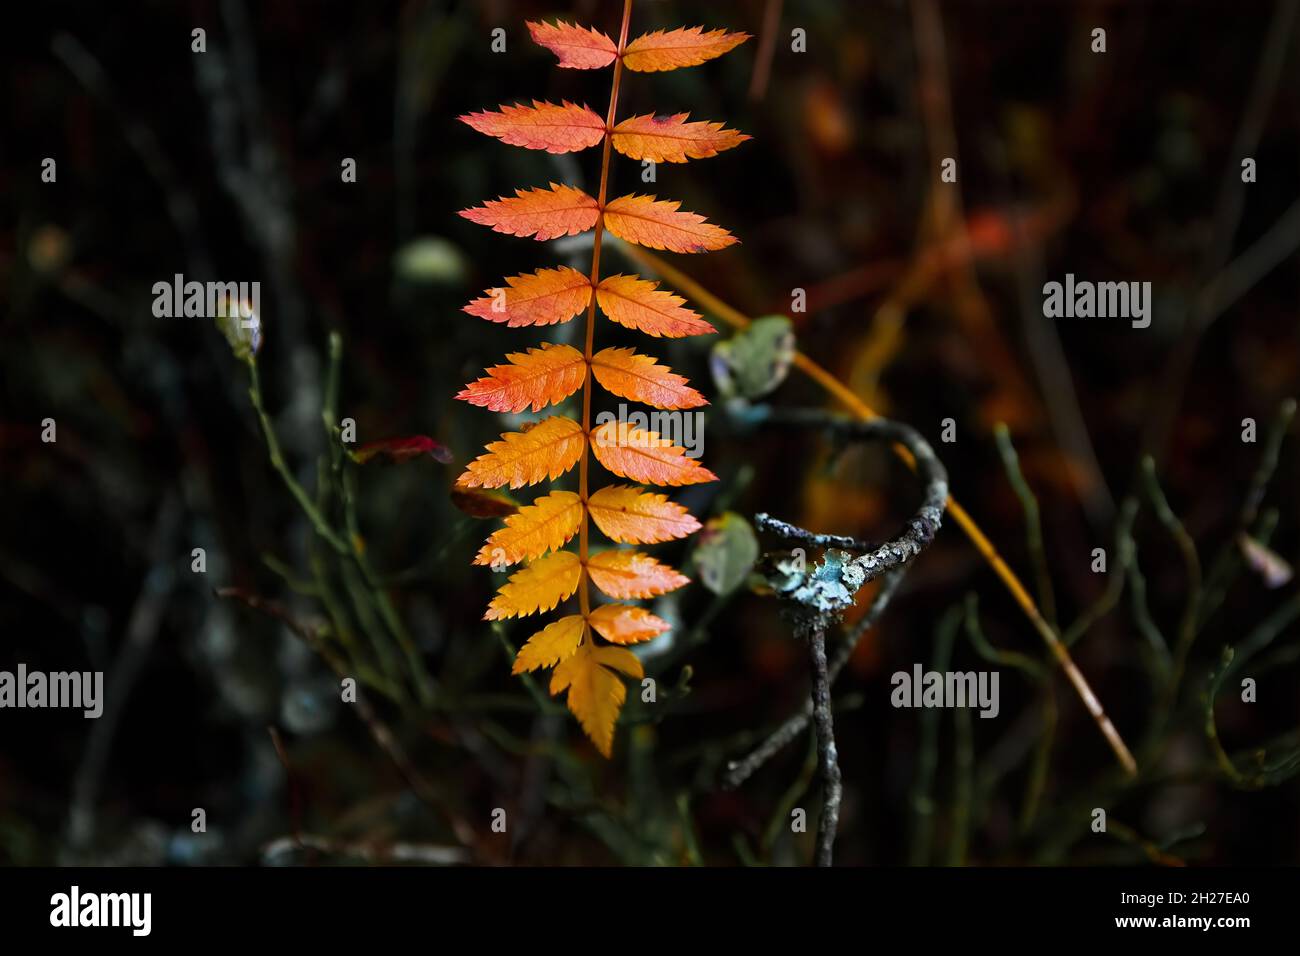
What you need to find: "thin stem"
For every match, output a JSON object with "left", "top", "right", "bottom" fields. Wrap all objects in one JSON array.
[
  {"left": 1204, "top": 647, "right": 1250, "bottom": 787},
  {"left": 807, "top": 623, "right": 840, "bottom": 866},
  {"left": 341, "top": 464, "right": 436, "bottom": 706},
  {"left": 576, "top": 0, "right": 634, "bottom": 626},
  {"left": 908, "top": 606, "right": 961, "bottom": 865},
  {"left": 1142, "top": 456, "right": 1201, "bottom": 728},
  {"left": 1019, "top": 687, "right": 1055, "bottom": 834},
  {"left": 722, "top": 568, "right": 905, "bottom": 789},
  {"left": 341, "top": 555, "right": 405, "bottom": 695},
  {"left": 247, "top": 360, "right": 349, "bottom": 556},
  {"left": 963, "top": 593, "right": 1045, "bottom": 681},
  {"left": 993, "top": 423, "right": 1056, "bottom": 628},
  {"left": 1063, "top": 496, "right": 1137, "bottom": 647}
]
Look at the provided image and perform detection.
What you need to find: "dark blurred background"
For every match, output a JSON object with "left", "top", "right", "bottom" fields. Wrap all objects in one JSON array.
[{"left": 1, "top": 0, "right": 1298, "bottom": 866}]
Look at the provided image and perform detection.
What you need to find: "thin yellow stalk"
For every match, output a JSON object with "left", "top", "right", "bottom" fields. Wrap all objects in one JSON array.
[{"left": 622, "top": 244, "right": 1138, "bottom": 776}]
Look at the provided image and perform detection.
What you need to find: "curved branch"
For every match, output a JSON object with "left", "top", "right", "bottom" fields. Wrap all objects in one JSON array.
[
  {"left": 754, "top": 410, "right": 948, "bottom": 627},
  {"left": 736, "top": 409, "right": 949, "bottom": 866}
]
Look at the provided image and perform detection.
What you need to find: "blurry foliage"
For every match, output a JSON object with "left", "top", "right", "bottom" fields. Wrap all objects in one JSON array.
[{"left": 1, "top": 0, "right": 1298, "bottom": 866}]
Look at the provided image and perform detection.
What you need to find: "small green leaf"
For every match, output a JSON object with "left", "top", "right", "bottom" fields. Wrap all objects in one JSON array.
[
  {"left": 694, "top": 512, "right": 759, "bottom": 595},
  {"left": 709, "top": 316, "right": 795, "bottom": 400}
]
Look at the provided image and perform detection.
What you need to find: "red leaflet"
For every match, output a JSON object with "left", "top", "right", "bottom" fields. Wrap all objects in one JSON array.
[
  {"left": 460, "top": 100, "right": 606, "bottom": 154},
  {"left": 527, "top": 19, "right": 618, "bottom": 69},
  {"left": 351, "top": 436, "right": 452, "bottom": 465}
]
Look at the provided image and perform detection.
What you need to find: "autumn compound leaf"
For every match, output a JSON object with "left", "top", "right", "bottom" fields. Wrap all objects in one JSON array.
[
  {"left": 588, "top": 603, "right": 671, "bottom": 644},
  {"left": 588, "top": 485, "right": 702, "bottom": 544},
  {"left": 464, "top": 266, "right": 592, "bottom": 328},
  {"left": 527, "top": 19, "right": 618, "bottom": 69},
  {"left": 612, "top": 113, "right": 750, "bottom": 163},
  {"left": 486, "top": 551, "right": 582, "bottom": 620},
  {"left": 462, "top": 11, "right": 750, "bottom": 757},
  {"left": 475, "top": 490, "right": 583, "bottom": 566},
  {"left": 595, "top": 274, "right": 716, "bottom": 338},
  {"left": 457, "top": 342, "right": 586, "bottom": 413},
  {"left": 460, "top": 100, "right": 606, "bottom": 154},
  {"left": 459, "top": 183, "right": 599, "bottom": 241},
  {"left": 586, "top": 550, "right": 690, "bottom": 599},
  {"left": 513, "top": 615, "right": 586, "bottom": 674},
  {"left": 591, "top": 346, "right": 707, "bottom": 409},
  {"left": 591, "top": 420, "right": 718, "bottom": 486},
  {"left": 622, "top": 26, "right": 750, "bottom": 73},
  {"left": 603, "top": 194, "right": 737, "bottom": 253},
  {"left": 459, "top": 416, "right": 585, "bottom": 489},
  {"left": 549, "top": 641, "right": 643, "bottom": 757}
]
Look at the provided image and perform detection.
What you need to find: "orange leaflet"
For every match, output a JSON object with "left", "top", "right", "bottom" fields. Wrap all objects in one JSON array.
[
  {"left": 622, "top": 26, "right": 750, "bottom": 73},
  {"left": 587, "top": 603, "right": 671, "bottom": 644},
  {"left": 457, "top": 342, "right": 587, "bottom": 413},
  {"left": 460, "top": 100, "right": 606, "bottom": 154},
  {"left": 458, "top": 416, "right": 585, "bottom": 490},
  {"left": 513, "top": 615, "right": 586, "bottom": 674},
  {"left": 590, "top": 420, "right": 718, "bottom": 486},
  {"left": 591, "top": 347, "right": 707, "bottom": 409},
  {"left": 459, "top": 183, "right": 599, "bottom": 241},
  {"left": 474, "top": 490, "right": 583, "bottom": 567},
  {"left": 587, "top": 485, "right": 701, "bottom": 544},
  {"left": 603, "top": 194, "right": 737, "bottom": 253},
  {"left": 586, "top": 550, "right": 689, "bottom": 599},
  {"left": 526, "top": 19, "right": 618, "bottom": 69},
  {"left": 595, "top": 275, "right": 716, "bottom": 338},
  {"left": 485, "top": 551, "right": 582, "bottom": 620},
  {"left": 464, "top": 266, "right": 593, "bottom": 329},
  {"left": 612, "top": 113, "right": 750, "bottom": 163},
  {"left": 549, "top": 642, "right": 642, "bottom": 757}
]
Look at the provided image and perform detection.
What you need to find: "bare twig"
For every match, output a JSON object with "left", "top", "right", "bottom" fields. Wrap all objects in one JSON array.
[
  {"left": 805, "top": 622, "right": 840, "bottom": 866},
  {"left": 723, "top": 568, "right": 905, "bottom": 789},
  {"left": 744, "top": 409, "right": 948, "bottom": 865}
]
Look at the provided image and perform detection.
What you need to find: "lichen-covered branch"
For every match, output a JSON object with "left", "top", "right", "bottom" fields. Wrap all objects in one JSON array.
[
  {"left": 740, "top": 409, "right": 949, "bottom": 866},
  {"left": 754, "top": 411, "right": 948, "bottom": 632},
  {"left": 806, "top": 621, "right": 840, "bottom": 866},
  {"left": 723, "top": 568, "right": 905, "bottom": 789}
]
